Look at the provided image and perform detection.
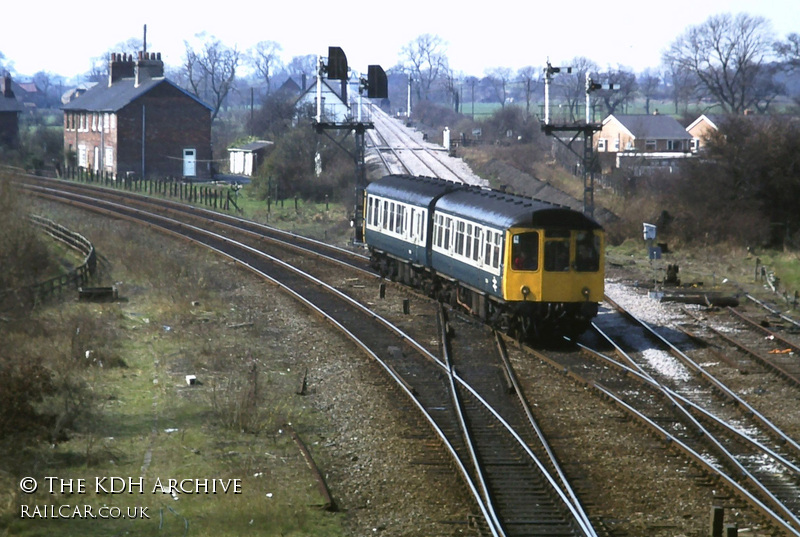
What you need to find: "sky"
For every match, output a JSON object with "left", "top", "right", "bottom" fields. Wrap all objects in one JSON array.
[{"left": 2, "top": 0, "right": 799, "bottom": 82}]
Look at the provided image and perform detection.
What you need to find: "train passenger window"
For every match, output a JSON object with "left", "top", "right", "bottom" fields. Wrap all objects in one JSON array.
[
  {"left": 396, "top": 205, "right": 405, "bottom": 235},
  {"left": 465, "top": 224, "right": 473, "bottom": 259},
  {"left": 511, "top": 232, "right": 539, "bottom": 271},
  {"left": 416, "top": 212, "right": 424, "bottom": 242},
  {"left": 443, "top": 217, "right": 452, "bottom": 250},
  {"left": 388, "top": 203, "right": 396, "bottom": 232},
  {"left": 575, "top": 231, "right": 600, "bottom": 271},
  {"left": 544, "top": 240, "right": 570, "bottom": 272},
  {"left": 455, "top": 221, "right": 465, "bottom": 256},
  {"left": 434, "top": 214, "right": 443, "bottom": 247},
  {"left": 382, "top": 200, "right": 389, "bottom": 230},
  {"left": 484, "top": 229, "right": 494, "bottom": 266},
  {"left": 409, "top": 209, "right": 416, "bottom": 239},
  {"left": 367, "top": 197, "right": 373, "bottom": 227},
  {"left": 472, "top": 226, "right": 481, "bottom": 261},
  {"left": 492, "top": 232, "right": 502, "bottom": 269}
]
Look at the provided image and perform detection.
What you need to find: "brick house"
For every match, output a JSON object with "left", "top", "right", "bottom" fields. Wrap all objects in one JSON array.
[
  {"left": 62, "top": 51, "right": 213, "bottom": 179},
  {"left": 0, "top": 73, "right": 24, "bottom": 148},
  {"left": 595, "top": 113, "right": 694, "bottom": 175}
]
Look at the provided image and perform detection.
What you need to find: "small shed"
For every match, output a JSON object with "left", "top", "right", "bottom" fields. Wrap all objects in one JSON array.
[{"left": 227, "top": 140, "right": 273, "bottom": 176}]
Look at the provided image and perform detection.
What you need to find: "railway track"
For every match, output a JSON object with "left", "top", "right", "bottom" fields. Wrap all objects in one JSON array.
[
  {"left": 13, "top": 174, "right": 596, "bottom": 536},
  {"left": 576, "top": 295, "right": 800, "bottom": 534},
  {"left": 366, "top": 105, "right": 483, "bottom": 184},
  {"left": 14, "top": 172, "right": 800, "bottom": 534}
]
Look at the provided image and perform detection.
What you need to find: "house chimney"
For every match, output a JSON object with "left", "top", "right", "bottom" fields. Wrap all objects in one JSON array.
[
  {"left": 109, "top": 53, "right": 135, "bottom": 86},
  {"left": 135, "top": 51, "right": 164, "bottom": 87},
  {"left": 2, "top": 72, "right": 14, "bottom": 98}
]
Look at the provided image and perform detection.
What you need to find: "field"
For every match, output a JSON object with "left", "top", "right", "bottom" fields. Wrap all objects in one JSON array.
[{"left": 1, "top": 200, "right": 348, "bottom": 537}]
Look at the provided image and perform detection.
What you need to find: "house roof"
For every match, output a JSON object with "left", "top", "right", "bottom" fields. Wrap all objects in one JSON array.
[
  {"left": 0, "top": 94, "right": 24, "bottom": 113},
  {"left": 295, "top": 78, "right": 348, "bottom": 106},
  {"left": 62, "top": 77, "right": 213, "bottom": 112},
  {"left": 685, "top": 114, "right": 723, "bottom": 133},
  {"left": 605, "top": 114, "right": 692, "bottom": 140}
]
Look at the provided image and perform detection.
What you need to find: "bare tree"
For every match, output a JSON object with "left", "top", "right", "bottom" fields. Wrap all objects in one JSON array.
[
  {"left": 248, "top": 40, "right": 283, "bottom": 95},
  {"left": 442, "top": 70, "right": 461, "bottom": 113},
  {"left": 517, "top": 66, "right": 541, "bottom": 120},
  {"left": 86, "top": 38, "right": 144, "bottom": 83},
  {"left": 595, "top": 68, "right": 638, "bottom": 116},
  {"left": 484, "top": 67, "right": 513, "bottom": 109},
  {"left": 184, "top": 33, "right": 240, "bottom": 122},
  {"left": 638, "top": 69, "right": 660, "bottom": 115},
  {"left": 775, "top": 33, "right": 800, "bottom": 71},
  {"left": 662, "top": 13, "right": 777, "bottom": 113},
  {"left": 401, "top": 34, "right": 449, "bottom": 101},
  {"left": 285, "top": 54, "right": 317, "bottom": 88},
  {"left": 553, "top": 57, "right": 598, "bottom": 122},
  {"left": 662, "top": 61, "right": 697, "bottom": 115}
]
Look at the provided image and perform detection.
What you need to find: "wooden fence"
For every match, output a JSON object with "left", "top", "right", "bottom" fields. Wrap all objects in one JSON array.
[
  {"left": 3, "top": 216, "right": 97, "bottom": 307},
  {"left": 63, "top": 166, "right": 240, "bottom": 211}
]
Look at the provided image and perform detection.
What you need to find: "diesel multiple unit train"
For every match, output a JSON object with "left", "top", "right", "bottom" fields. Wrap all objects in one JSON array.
[{"left": 363, "top": 174, "right": 604, "bottom": 339}]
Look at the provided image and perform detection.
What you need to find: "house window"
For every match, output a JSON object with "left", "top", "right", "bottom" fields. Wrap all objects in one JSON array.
[
  {"left": 645, "top": 140, "right": 656, "bottom": 151},
  {"left": 91, "top": 113, "right": 97, "bottom": 132},
  {"left": 691, "top": 138, "right": 699, "bottom": 151},
  {"left": 104, "top": 146, "right": 113, "bottom": 169},
  {"left": 613, "top": 138, "right": 620, "bottom": 151},
  {"left": 667, "top": 140, "right": 683, "bottom": 151},
  {"left": 110, "top": 114, "right": 116, "bottom": 130},
  {"left": 104, "top": 113, "right": 110, "bottom": 133},
  {"left": 597, "top": 139, "right": 606, "bottom": 151},
  {"left": 78, "top": 145, "right": 87, "bottom": 167}
]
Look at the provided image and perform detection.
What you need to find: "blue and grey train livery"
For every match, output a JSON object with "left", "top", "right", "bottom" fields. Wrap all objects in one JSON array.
[{"left": 364, "top": 174, "right": 604, "bottom": 339}]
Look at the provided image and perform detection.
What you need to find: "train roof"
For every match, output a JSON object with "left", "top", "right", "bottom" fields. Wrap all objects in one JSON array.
[
  {"left": 436, "top": 187, "right": 602, "bottom": 230},
  {"left": 366, "top": 175, "right": 461, "bottom": 207},
  {"left": 367, "top": 174, "right": 602, "bottom": 231}
]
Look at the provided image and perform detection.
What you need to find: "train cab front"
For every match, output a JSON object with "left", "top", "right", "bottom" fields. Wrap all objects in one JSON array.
[{"left": 503, "top": 226, "right": 604, "bottom": 320}]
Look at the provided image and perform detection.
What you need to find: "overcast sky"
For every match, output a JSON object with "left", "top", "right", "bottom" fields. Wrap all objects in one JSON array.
[{"left": 3, "top": 0, "right": 799, "bottom": 81}]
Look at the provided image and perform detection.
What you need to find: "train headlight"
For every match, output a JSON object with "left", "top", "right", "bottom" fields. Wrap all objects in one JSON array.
[
  {"left": 521, "top": 285, "right": 531, "bottom": 300},
  {"left": 582, "top": 287, "right": 591, "bottom": 299}
]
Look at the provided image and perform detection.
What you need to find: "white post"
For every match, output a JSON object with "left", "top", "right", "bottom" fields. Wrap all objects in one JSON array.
[
  {"left": 407, "top": 75, "right": 412, "bottom": 119},
  {"left": 544, "top": 68, "right": 551, "bottom": 126},
  {"left": 585, "top": 73, "right": 591, "bottom": 124},
  {"left": 316, "top": 55, "right": 323, "bottom": 123}
]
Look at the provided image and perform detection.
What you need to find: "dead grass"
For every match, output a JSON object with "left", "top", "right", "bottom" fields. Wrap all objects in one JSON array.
[{"left": 0, "top": 198, "right": 346, "bottom": 537}]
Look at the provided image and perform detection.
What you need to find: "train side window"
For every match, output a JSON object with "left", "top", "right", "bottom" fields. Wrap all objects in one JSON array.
[
  {"left": 575, "top": 231, "right": 600, "bottom": 271},
  {"left": 382, "top": 200, "right": 389, "bottom": 230},
  {"left": 472, "top": 226, "right": 482, "bottom": 262},
  {"left": 465, "top": 224, "right": 473, "bottom": 259},
  {"left": 396, "top": 205, "right": 405, "bottom": 235},
  {"left": 484, "top": 229, "right": 492, "bottom": 266},
  {"left": 366, "top": 197, "right": 373, "bottom": 227},
  {"left": 408, "top": 208, "right": 415, "bottom": 240},
  {"left": 416, "top": 212, "right": 424, "bottom": 242},
  {"left": 511, "top": 232, "right": 539, "bottom": 271},
  {"left": 388, "top": 203, "right": 395, "bottom": 232},
  {"left": 544, "top": 240, "right": 570, "bottom": 272},
  {"left": 492, "top": 232, "right": 502, "bottom": 269},
  {"left": 444, "top": 217, "right": 452, "bottom": 251},
  {"left": 434, "top": 214, "right": 443, "bottom": 247},
  {"left": 455, "top": 221, "right": 465, "bottom": 256}
]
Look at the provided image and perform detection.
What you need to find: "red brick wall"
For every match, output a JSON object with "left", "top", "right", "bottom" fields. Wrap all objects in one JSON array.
[
  {"left": 117, "top": 84, "right": 212, "bottom": 179},
  {"left": 63, "top": 82, "right": 212, "bottom": 179}
]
